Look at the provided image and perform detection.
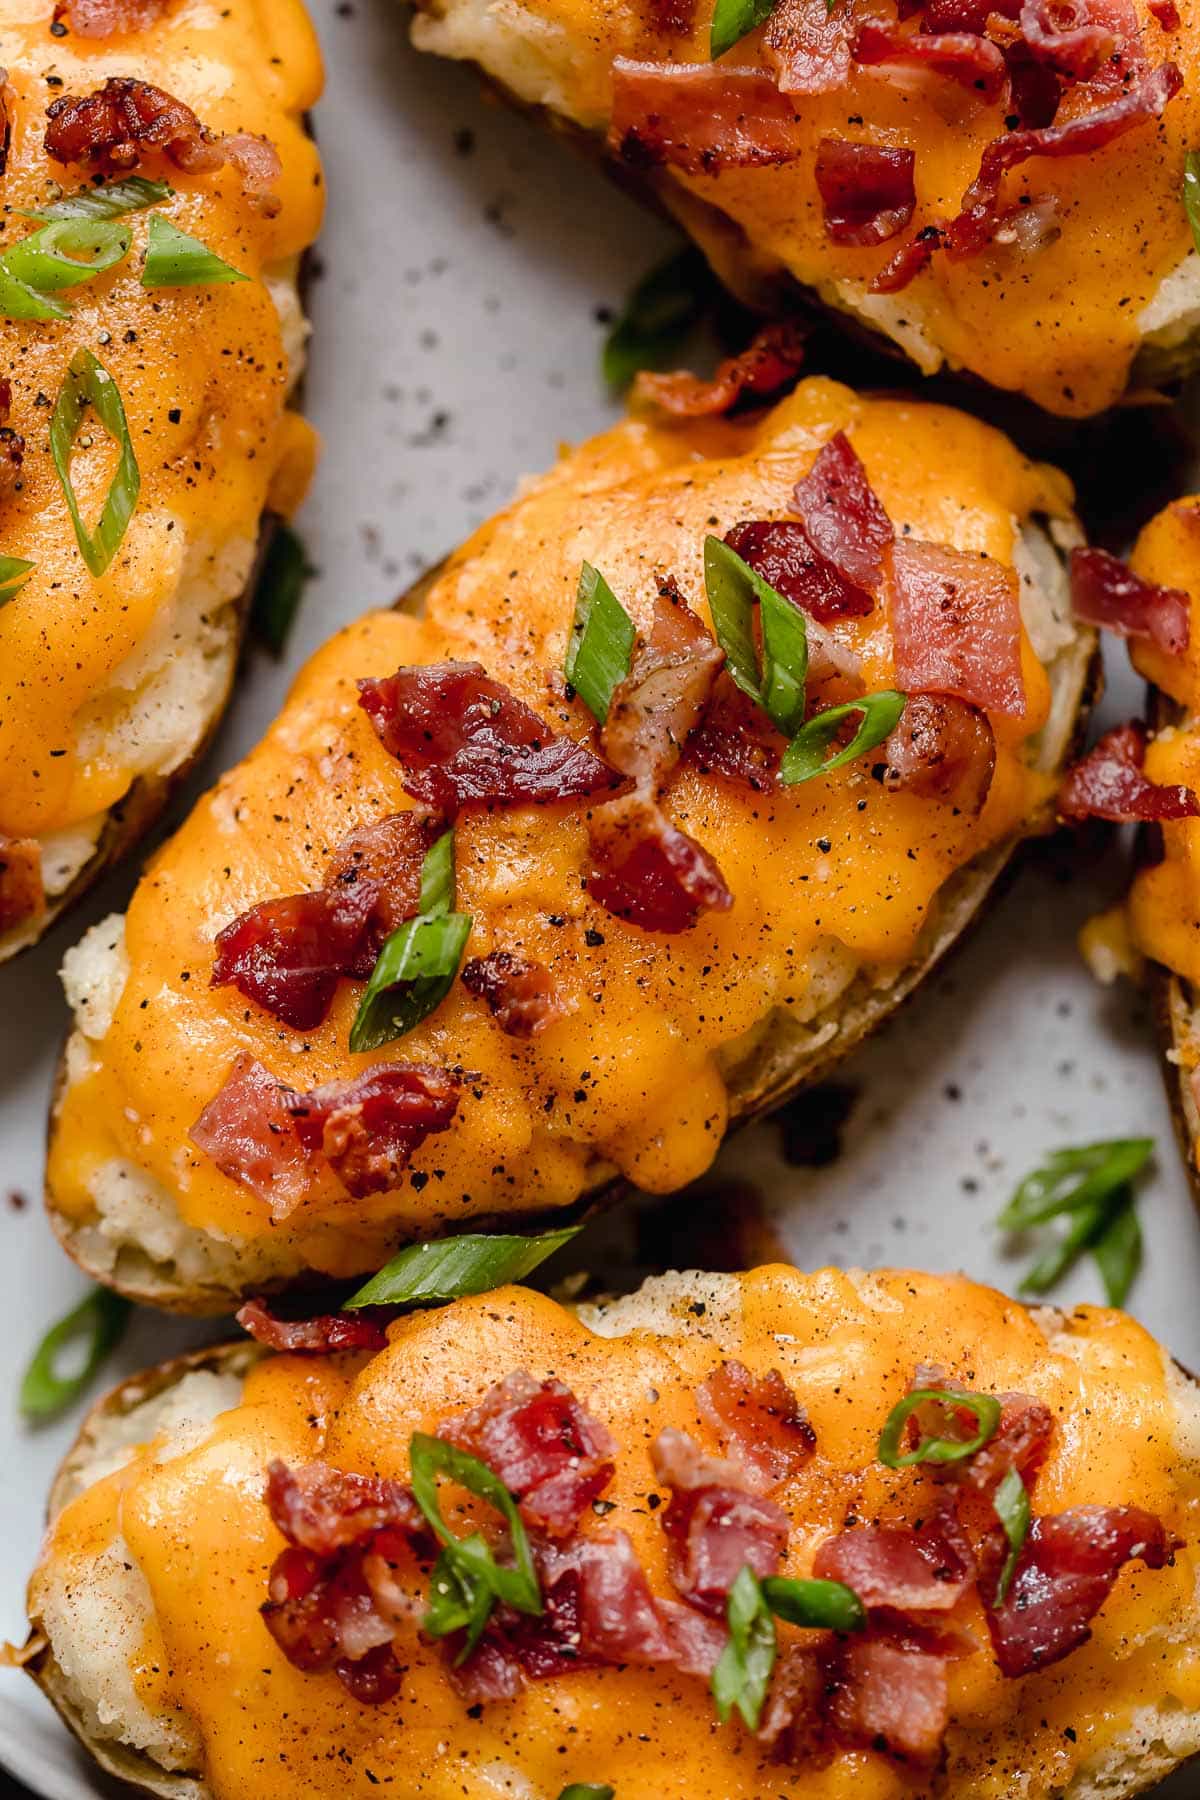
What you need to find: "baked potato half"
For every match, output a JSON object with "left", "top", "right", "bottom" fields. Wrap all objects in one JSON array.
[
  {"left": 45, "top": 374, "right": 1096, "bottom": 1310},
  {"left": 21, "top": 1265, "right": 1200, "bottom": 1799},
  {"left": 408, "top": 0, "right": 1199, "bottom": 418},
  {"left": 0, "top": 0, "right": 324, "bottom": 962}
]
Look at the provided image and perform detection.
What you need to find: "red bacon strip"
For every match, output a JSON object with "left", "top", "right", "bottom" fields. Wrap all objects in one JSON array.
[
  {"left": 633, "top": 321, "right": 806, "bottom": 418},
  {"left": 1058, "top": 722, "right": 1200, "bottom": 823},
  {"left": 211, "top": 882, "right": 379, "bottom": 1032},
  {"left": 685, "top": 674, "right": 785, "bottom": 793},
  {"left": 610, "top": 60, "right": 806, "bottom": 175},
  {"left": 813, "top": 1497, "right": 975, "bottom": 1615},
  {"left": 763, "top": 0, "right": 854, "bottom": 92},
  {"left": 460, "top": 952, "right": 561, "bottom": 1038},
  {"left": 815, "top": 139, "right": 917, "bottom": 248},
  {"left": 266, "top": 1459, "right": 424, "bottom": 1557},
  {"left": 794, "top": 432, "right": 894, "bottom": 593},
  {"left": 0, "top": 836, "right": 45, "bottom": 934},
  {"left": 882, "top": 693, "right": 997, "bottom": 814},
  {"left": 358, "top": 661, "right": 623, "bottom": 815},
  {"left": 587, "top": 793, "right": 733, "bottom": 934},
  {"left": 45, "top": 77, "right": 224, "bottom": 171},
  {"left": 869, "top": 224, "right": 945, "bottom": 294},
  {"left": 905, "top": 1375, "right": 1054, "bottom": 1494},
  {"left": 982, "top": 1505, "right": 1174, "bottom": 1676},
  {"left": 854, "top": 21, "right": 1008, "bottom": 99},
  {"left": 442, "top": 1371, "right": 617, "bottom": 1538},
  {"left": 601, "top": 581, "right": 724, "bottom": 786},
  {"left": 190, "top": 1054, "right": 332, "bottom": 1217},
  {"left": 889, "top": 539, "right": 1027, "bottom": 718},
  {"left": 287, "top": 1066, "right": 461, "bottom": 1200},
  {"left": 1017, "top": 0, "right": 1120, "bottom": 78},
  {"left": 1070, "top": 546, "right": 1190, "bottom": 657},
  {"left": 324, "top": 811, "right": 439, "bottom": 974},
  {"left": 724, "top": 519, "right": 874, "bottom": 623},
  {"left": 237, "top": 1298, "right": 389, "bottom": 1355},
  {"left": 651, "top": 1427, "right": 789, "bottom": 1614},
  {"left": 922, "top": 0, "right": 1020, "bottom": 25},
  {"left": 825, "top": 1635, "right": 950, "bottom": 1764},
  {"left": 697, "top": 1361, "right": 816, "bottom": 1490},
  {"left": 1149, "top": 0, "right": 1180, "bottom": 26}
]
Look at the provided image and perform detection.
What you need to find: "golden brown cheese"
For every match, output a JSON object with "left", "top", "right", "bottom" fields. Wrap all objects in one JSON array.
[
  {"left": 29, "top": 1268, "right": 1200, "bottom": 1799},
  {"left": 0, "top": 0, "right": 323, "bottom": 849},
  {"left": 410, "top": 0, "right": 1199, "bottom": 417},
  {"left": 49, "top": 378, "right": 1076, "bottom": 1275}
]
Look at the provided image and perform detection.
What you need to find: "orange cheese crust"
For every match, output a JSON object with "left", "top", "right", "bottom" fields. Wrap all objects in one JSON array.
[
  {"left": 0, "top": 0, "right": 323, "bottom": 849},
  {"left": 48, "top": 378, "right": 1080, "bottom": 1278},
  {"left": 28, "top": 1267, "right": 1200, "bottom": 1800}
]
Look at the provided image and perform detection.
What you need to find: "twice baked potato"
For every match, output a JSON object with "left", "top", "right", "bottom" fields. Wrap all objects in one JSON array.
[
  {"left": 46, "top": 374, "right": 1095, "bottom": 1309},
  {"left": 21, "top": 1265, "right": 1200, "bottom": 1799},
  {"left": 409, "top": 0, "right": 1199, "bottom": 418},
  {"left": 0, "top": 0, "right": 323, "bottom": 961}
]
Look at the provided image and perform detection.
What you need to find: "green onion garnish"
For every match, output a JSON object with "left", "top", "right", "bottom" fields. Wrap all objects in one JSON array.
[
  {"left": 349, "top": 828, "right": 471, "bottom": 1052},
  {"left": 29, "top": 176, "right": 172, "bottom": 221},
  {"left": 141, "top": 213, "right": 248, "bottom": 288},
  {"left": 49, "top": 349, "right": 141, "bottom": 578},
  {"left": 558, "top": 1788, "right": 615, "bottom": 1800},
  {"left": 0, "top": 214, "right": 136, "bottom": 321},
  {"left": 344, "top": 1227, "right": 581, "bottom": 1309},
  {"left": 0, "top": 555, "right": 34, "bottom": 608},
  {"left": 711, "top": 1565, "right": 776, "bottom": 1732},
  {"left": 250, "top": 521, "right": 312, "bottom": 657},
  {"left": 410, "top": 1433, "right": 542, "bottom": 1659},
  {"left": 703, "top": 536, "right": 809, "bottom": 737},
  {"left": 760, "top": 1575, "right": 865, "bottom": 1633},
  {"left": 991, "top": 1466, "right": 1029, "bottom": 1606},
  {"left": 710, "top": 0, "right": 777, "bottom": 58},
  {"left": 1091, "top": 1197, "right": 1143, "bottom": 1309},
  {"left": 603, "top": 246, "right": 713, "bottom": 393},
  {"left": 996, "top": 1139, "right": 1152, "bottom": 1303},
  {"left": 877, "top": 1388, "right": 1002, "bottom": 1469},
  {"left": 565, "top": 562, "right": 635, "bottom": 722},
  {"left": 1185, "top": 150, "right": 1200, "bottom": 255},
  {"left": 779, "top": 690, "right": 906, "bottom": 786},
  {"left": 20, "top": 1288, "right": 131, "bottom": 1420}
]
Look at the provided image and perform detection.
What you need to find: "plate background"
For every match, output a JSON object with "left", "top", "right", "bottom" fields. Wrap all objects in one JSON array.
[{"left": 3, "top": 2, "right": 1200, "bottom": 1791}]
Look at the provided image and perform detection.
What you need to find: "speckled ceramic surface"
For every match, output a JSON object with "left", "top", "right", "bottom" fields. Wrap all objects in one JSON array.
[{"left": 4, "top": 3, "right": 1200, "bottom": 1793}]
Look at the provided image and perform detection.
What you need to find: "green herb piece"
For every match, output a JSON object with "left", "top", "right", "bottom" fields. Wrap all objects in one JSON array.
[
  {"left": 349, "top": 828, "right": 471, "bottom": 1053},
  {"left": 1185, "top": 151, "right": 1200, "bottom": 254},
  {"left": 344, "top": 1227, "right": 581, "bottom": 1309},
  {"left": 603, "top": 247, "right": 713, "bottom": 393},
  {"left": 997, "top": 1140, "right": 1152, "bottom": 1302},
  {"left": 565, "top": 562, "right": 635, "bottom": 722},
  {"left": 703, "top": 536, "right": 809, "bottom": 737},
  {"left": 760, "top": 1575, "right": 866, "bottom": 1633},
  {"left": 141, "top": 213, "right": 248, "bottom": 288},
  {"left": 49, "top": 349, "right": 141, "bottom": 577},
  {"left": 250, "top": 522, "right": 312, "bottom": 657},
  {"left": 30, "top": 176, "right": 172, "bottom": 221},
  {"left": 5, "top": 218, "right": 130, "bottom": 291},
  {"left": 0, "top": 555, "right": 34, "bottom": 608},
  {"left": 878, "top": 1388, "right": 1002, "bottom": 1469},
  {"left": 710, "top": 0, "right": 776, "bottom": 58},
  {"left": 558, "top": 1787, "right": 615, "bottom": 1800},
  {"left": 991, "top": 1466, "right": 1029, "bottom": 1606},
  {"left": 711, "top": 1565, "right": 777, "bottom": 1732},
  {"left": 20, "top": 1289, "right": 131, "bottom": 1419},
  {"left": 1091, "top": 1197, "right": 1143, "bottom": 1308},
  {"left": 779, "top": 691, "right": 907, "bottom": 786},
  {"left": 409, "top": 1433, "right": 541, "bottom": 1657}
]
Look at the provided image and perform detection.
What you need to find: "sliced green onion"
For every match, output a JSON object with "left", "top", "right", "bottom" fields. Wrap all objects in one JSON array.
[
  {"left": 250, "top": 522, "right": 312, "bottom": 657},
  {"left": 558, "top": 1787, "right": 615, "bottom": 1800},
  {"left": 30, "top": 176, "right": 172, "bottom": 221},
  {"left": 712, "top": 1565, "right": 776, "bottom": 1732},
  {"left": 991, "top": 1466, "right": 1029, "bottom": 1606},
  {"left": 564, "top": 562, "right": 635, "bottom": 722},
  {"left": 1185, "top": 151, "right": 1200, "bottom": 255},
  {"left": 49, "top": 349, "right": 141, "bottom": 578},
  {"left": 878, "top": 1388, "right": 1002, "bottom": 1469},
  {"left": 141, "top": 213, "right": 248, "bottom": 288},
  {"left": 0, "top": 555, "right": 34, "bottom": 608},
  {"left": 0, "top": 264, "right": 69, "bottom": 322},
  {"left": 344, "top": 1227, "right": 581, "bottom": 1309},
  {"left": 996, "top": 1139, "right": 1152, "bottom": 1231},
  {"left": 409, "top": 1433, "right": 541, "bottom": 1658},
  {"left": 1091, "top": 1197, "right": 1143, "bottom": 1308},
  {"left": 348, "top": 828, "right": 471, "bottom": 1053},
  {"left": 4, "top": 218, "right": 130, "bottom": 293},
  {"left": 760, "top": 1575, "right": 865, "bottom": 1633},
  {"left": 779, "top": 690, "right": 906, "bottom": 786},
  {"left": 20, "top": 1289, "right": 131, "bottom": 1420},
  {"left": 603, "top": 246, "right": 713, "bottom": 392},
  {"left": 703, "top": 536, "right": 809, "bottom": 736},
  {"left": 711, "top": 0, "right": 777, "bottom": 57}
]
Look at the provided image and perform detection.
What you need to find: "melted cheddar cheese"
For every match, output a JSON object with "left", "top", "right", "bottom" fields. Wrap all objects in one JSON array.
[
  {"left": 0, "top": 0, "right": 322, "bottom": 863},
  {"left": 50, "top": 377, "right": 1078, "bottom": 1278},
  {"left": 29, "top": 1268, "right": 1200, "bottom": 1799}
]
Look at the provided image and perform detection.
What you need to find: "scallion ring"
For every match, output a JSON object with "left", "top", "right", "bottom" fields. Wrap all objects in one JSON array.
[
  {"left": 348, "top": 828, "right": 471, "bottom": 1053},
  {"left": 760, "top": 1575, "right": 866, "bottom": 1633},
  {"left": 4, "top": 218, "right": 131, "bottom": 293},
  {"left": 49, "top": 349, "right": 141, "bottom": 578},
  {"left": 877, "top": 1387, "right": 1002, "bottom": 1469},
  {"left": 20, "top": 1288, "right": 131, "bottom": 1420},
  {"left": 0, "top": 555, "right": 34, "bottom": 608},
  {"left": 345, "top": 1227, "right": 581, "bottom": 1309},
  {"left": 564, "top": 562, "right": 635, "bottom": 722},
  {"left": 779, "top": 690, "right": 906, "bottom": 786},
  {"left": 991, "top": 1466, "right": 1030, "bottom": 1606},
  {"left": 141, "top": 213, "right": 249, "bottom": 288}
]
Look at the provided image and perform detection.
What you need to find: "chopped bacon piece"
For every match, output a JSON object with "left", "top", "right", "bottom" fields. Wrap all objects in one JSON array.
[
  {"left": 651, "top": 1427, "right": 789, "bottom": 1614},
  {"left": 0, "top": 836, "right": 45, "bottom": 934},
  {"left": 854, "top": 21, "right": 1008, "bottom": 98},
  {"left": 1058, "top": 722, "right": 1200, "bottom": 823},
  {"left": 222, "top": 132, "right": 283, "bottom": 215},
  {"left": 588, "top": 793, "right": 733, "bottom": 934},
  {"left": 210, "top": 881, "right": 379, "bottom": 1031},
  {"left": 724, "top": 519, "right": 875, "bottom": 623},
  {"left": 794, "top": 432, "right": 894, "bottom": 593},
  {"left": 0, "top": 378, "right": 25, "bottom": 483},
  {"left": 1005, "top": 44, "right": 1065, "bottom": 128},
  {"left": 442, "top": 1372, "right": 617, "bottom": 1538},
  {"left": 44, "top": 77, "right": 223, "bottom": 172},
  {"left": 633, "top": 320, "right": 806, "bottom": 418},
  {"left": 763, "top": 0, "right": 854, "bottom": 92},
  {"left": 698, "top": 1361, "right": 816, "bottom": 1489},
  {"left": 336, "top": 1643, "right": 405, "bottom": 1705},
  {"left": 324, "top": 811, "right": 440, "bottom": 975},
  {"left": 869, "top": 224, "right": 945, "bottom": 294},
  {"left": 237, "top": 1298, "right": 389, "bottom": 1355},
  {"left": 825, "top": 1635, "right": 950, "bottom": 1764},
  {"left": 651, "top": 0, "right": 696, "bottom": 31},
  {"left": 905, "top": 1375, "right": 1055, "bottom": 1494},
  {"left": 287, "top": 1065, "right": 461, "bottom": 1199},
  {"left": 685, "top": 673, "right": 784, "bottom": 793},
  {"left": 190, "top": 1054, "right": 330, "bottom": 1217},
  {"left": 922, "top": 0, "right": 1020, "bottom": 24},
  {"left": 358, "top": 661, "right": 623, "bottom": 815},
  {"left": 1069, "top": 546, "right": 1190, "bottom": 657},
  {"left": 757, "top": 1646, "right": 825, "bottom": 1759},
  {"left": 982, "top": 1505, "right": 1173, "bottom": 1675},
  {"left": 815, "top": 139, "right": 917, "bottom": 248},
  {"left": 541, "top": 1532, "right": 677, "bottom": 1664},
  {"left": 1149, "top": 0, "right": 1180, "bottom": 25},
  {"left": 882, "top": 693, "right": 997, "bottom": 814},
  {"left": 610, "top": 61, "right": 806, "bottom": 175},
  {"left": 53, "top": 0, "right": 172, "bottom": 35},
  {"left": 461, "top": 952, "right": 561, "bottom": 1038},
  {"left": 1017, "top": 0, "right": 1119, "bottom": 77},
  {"left": 266, "top": 1460, "right": 424, "bottom": 1557},
  {"left": 813, "top": 1498, "right": 975, "bottom": 1614},
  {"left": 602, "top": 580, "right": 724, "bottom": 785},
  {"left": 889, "top": 539, "right": 1027, "bottom": 718}
]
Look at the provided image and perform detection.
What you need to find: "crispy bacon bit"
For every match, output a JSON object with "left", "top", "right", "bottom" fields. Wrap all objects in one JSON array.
[
  {"left": 982, "top": 1506, "right": 1173, "bottom": 1676},
  {"left": 460, "top": 952, "right": 561, "bottom": 1038},
  {"left": 763, "top": 0, "right": 854, "bottom": 92},
  {"left": 0, "top": 379, "right": 25, "bottom": 481},
  {"left": 854, "top": 21, "right": 1008, "bottom": 98},
  {"left": 651, "top": 1427, "right": 789, "bottom": 1614},
  {"left": 813, "top": 1498, "right": 975, "bottom": 1614},
  {"left": 443, "top": 1372, "right": 617, "bottom": 1538},
  {"left": 698, "top": 1361, "right": 816, "bottom": 1489},
  {"left": 923, "top": 0, "right": 1020, "bottom": 25},
  {"left": 1070, "top": 546, "right": 1190, "bottom": 657},
  {"left": 587, "top": 792, "right": 733, "bottom": 934},
  {"left": 266, "top": 1460, "right": 423, "bottom": 1557},
  {"left": 222, "top": 131, "right": 283, "bottom": 216},
  {"left": 889, "top": 540, "right": 1027, "bottom": 718},
  {"left": 1149, "top": 0, "right": 1180, "bottom": 26},
  {"left": 757, "top": 1646, "right": 825, "bottom": 1759},
  {"left": 816, "top": 139, "right": 917, "bottom": 247},
  {"left": 825, "top": 1635, "right": 950, "bottom": 1764},
  {"left": 541, "top": 1533, "right": 676, "bottom": 1664},
  {"left": 0, "top": 836, "right": 45, "bottom": 934},
  {"left": 602, "top": 580, "right": 724, "bottom": 786},
  {"left": 211, "top": 882, "right": 380, "bottom": 1031},
  {"left": 725, "top": 519, "right": 875, "bottom": 623},
  {"left": 685, "top": 673, "right": 784, "bottom": 793},
  {"left": 190, "top": 1054, "right": 331, "bottom": 1217},
  {"left": 907, "top": 1375, "right": 1055, "bottom": 1495},
  {"left": 237, "top": 1298, "right": 389, "bottom": 1355},
  {"left": 287, "top": 1065, "right": 461, "bottom": 1200},
  {"left": 1017, "top": 0, "right": 1119, "bottom": 77},
  {"left": 869, "top": 223, "right": 945, "bottom": 293},
  {"left": 53, "top": 0, "right": 171, "bottom": 36},
  {"left": 882, "top": 693, "right": 997, "bottom": 814},
  {"left": 650, "top": 0, "right": 696, "bottom": 32},
  {"left": 794, "top": 432, "right": 894, "bottom": 593},
  {"left": 324, "top": 811, "right": 441, "bottom": 975},
  {"left": 44, "top": 77, "right": 223, "bottom": 171},
  {"left": 610, "top": 61, "right": 806, "bottom": 175},
  {"left": 1058, "top": 722, "right": 1200, "bottom": 823},
  {"left": 336, "top": 1643, "right": 405, "bottom": 1705},
  {"left": 633, "top": 320, "right": 806, "bottom": 418},
  {"left": 358, "top": 662, "right": 623, "bottom": 815}
]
